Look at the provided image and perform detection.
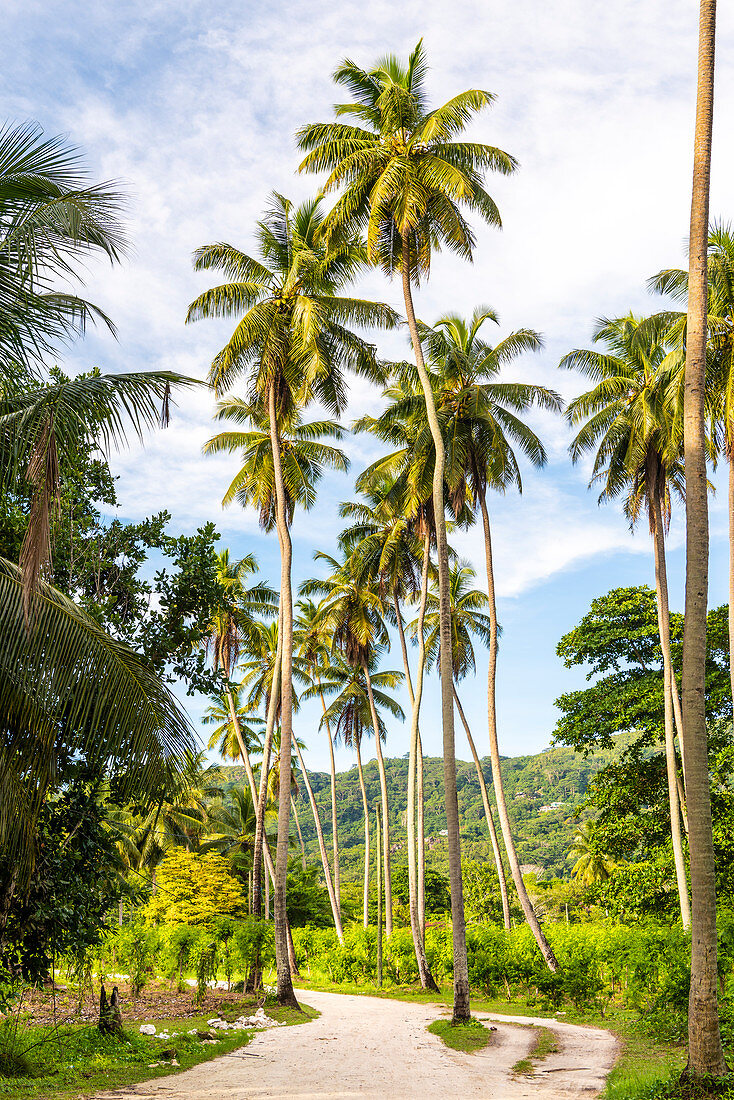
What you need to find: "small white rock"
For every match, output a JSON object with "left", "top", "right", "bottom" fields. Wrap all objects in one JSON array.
[{"left": 140, "top": 1024, "right": 156, "bottom": 1036}]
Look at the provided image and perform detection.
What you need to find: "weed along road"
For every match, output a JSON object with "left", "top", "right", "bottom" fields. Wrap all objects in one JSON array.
[{"left": 95, "top": 989, "right": 619, "bottom": 1099}]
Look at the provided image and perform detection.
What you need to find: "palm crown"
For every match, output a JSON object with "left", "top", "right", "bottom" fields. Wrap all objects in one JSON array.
[
  {"left": 297, "top": 40, "right": 516, "bottom": 278},
  {"left": 186, "top": 191, "right": 397, "bottom": 410}
]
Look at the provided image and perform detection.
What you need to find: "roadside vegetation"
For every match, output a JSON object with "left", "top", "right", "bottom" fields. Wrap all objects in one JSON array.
[{"left": 0, "top": 15, "right": 729, "bottom": 1099}]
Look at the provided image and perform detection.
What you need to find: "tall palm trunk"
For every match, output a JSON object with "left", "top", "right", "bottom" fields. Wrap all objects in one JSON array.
[
  {"left": 403, "top": 534, "right": 439, "bottom": 989},
  {"left": 402, "top": 232, "right": 470, "bottom": 1020},
  {"left": 453, "top": 688, "right": 511, "bottom": 930},
  {"left": 355, "top": 738, "right": 370, "bottom": 928},
  {"left": 363, "top": 664, "right": 393, "bottom": 936},
  {"left": 478, "top": 491, "right": 558, "bottom": 971},
  {"left": 319, "top": 687, "right": 341, "bottom": 918},
  {"left": 268, "top": 383, "right": 299, "bottom": 1010},
  {"left": 417, "top": 731, "right": 426, "bottom": 937},
  {"left": 649, "top": 476, "right": 691, "bottom": 928},
  {"left": 291, "top": 795, "right": 307, "bottom": 871},
  {"left": 394, "top": 591, "right": 428, "bottom": 939},
  {"left": 253, "top": 604, "right": 283, "bottom": 917},
  {"left": 293, "top": 739, "right": 344, "bottom": 940},
  {"left": 683, "top": 0, "right": 724, "bottom": 1074}
]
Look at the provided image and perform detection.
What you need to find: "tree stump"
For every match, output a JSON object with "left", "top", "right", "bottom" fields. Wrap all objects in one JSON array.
[{"left": 99, "top": 984, "right": 124, "bottom": 1038}]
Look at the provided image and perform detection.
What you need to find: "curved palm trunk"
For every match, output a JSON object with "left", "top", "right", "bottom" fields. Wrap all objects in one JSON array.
[
  {"left": 293, "top": 739, "right": 344, "bottom": 941},
  {"left": 403, "top": 536, "right": 439, "bottom": 989},
  {"left": 402, "top": 233, "right": 470, "bottom": 1020},
  {"left": 319, "top": 688, "right": 341, "bottom": 919},
  {"left": 291, "top": 795, "right": 307, "bottom": 871},
  {"left": 363, "top": 664, "right": 393, "bottom": 937},
  {"left": 453, "top": 687, "right": 511, "bottom": 931},
  {"left": 268, "top": 383, "right": 299, "bottom": 1010},
  {"left": 650, "top": 482, "right": 691, "bottom": 928},
  {"left": 355, "top": 739, "right": 370, "bottom": 928},
  {"left": 253, "top": 604, "right": 283, "bottom": 918},
  {"left": 683, "top": 0, "right": 724, "bottom": 1074},
  {"left": 478, "top": 492, "right": 558, "bottom": 971}
]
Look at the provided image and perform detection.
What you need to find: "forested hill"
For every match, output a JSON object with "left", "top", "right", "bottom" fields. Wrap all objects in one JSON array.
[{"left": 216, "top": 740, "right": 621, "bottom": 881}]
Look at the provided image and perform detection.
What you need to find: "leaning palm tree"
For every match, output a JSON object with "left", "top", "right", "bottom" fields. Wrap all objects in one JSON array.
[
  {"left": 203, "top": 786, "right": 278, "bottom": 888},
  {"left": 299, "top": 43, "right": 516, "bottom": 1020},
  {"left": 418, "top": 560, "right": 511, "bottom": 932},
  {"left": 302, "top": 551, "right": 404, "bottom": 935},
  {"left": 0, "top": 121, "right": 125, "bottom": 376},
  {"left": 421, "top": 306, "right": 561, "bottom": 968},
  {"left": 563, "top": 314, "right": 690, "bottom": 929},
  {"left": 311, "top": 656, "right": 403, "bottom": 927},
  {"left": 188, "top": 192, "right": 396, "bottom": 1008},
  {"left": 679, "top": 0, "right": 723, "bottom": 1073}
]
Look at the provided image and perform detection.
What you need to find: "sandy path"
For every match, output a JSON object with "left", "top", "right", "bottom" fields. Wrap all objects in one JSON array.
[{"left": 95, "top": 989, "right": 618, "bottom": 1100}]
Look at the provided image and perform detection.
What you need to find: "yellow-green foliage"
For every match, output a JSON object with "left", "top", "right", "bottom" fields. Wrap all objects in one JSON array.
[{"left": 144, "top": 850, "right": 247, "bottom": 926}]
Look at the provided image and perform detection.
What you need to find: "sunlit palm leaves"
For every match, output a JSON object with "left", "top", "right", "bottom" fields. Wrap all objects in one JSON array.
[
  {"left": 0, "top": 122, "right": 126, "bottom": 374},
  {"left": 0, "top": 557, "right": 195, "bottom": 877}
]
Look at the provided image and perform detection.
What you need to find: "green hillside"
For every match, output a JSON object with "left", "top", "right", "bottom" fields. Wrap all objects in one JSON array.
[{"left": 216, "top": 739, "right": 620, "bottom": 881}]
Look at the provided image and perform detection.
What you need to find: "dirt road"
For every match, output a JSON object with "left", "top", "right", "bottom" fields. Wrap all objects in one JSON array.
[{"left": 96, "top": 989, "right": 618, "bottom": 1099}]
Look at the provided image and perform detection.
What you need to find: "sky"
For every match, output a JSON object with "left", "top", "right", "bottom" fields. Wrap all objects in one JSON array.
[{"left": 4, "top": 0, "right": 734, "bottom": 774}]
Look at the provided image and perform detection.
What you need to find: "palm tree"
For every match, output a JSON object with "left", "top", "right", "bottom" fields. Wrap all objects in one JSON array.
[
  {"left": 295, "top": 598, "right": 343, "bottom": 918},
  {"left": 680, "top": 0, "right": 724, "bottom": 1073},
  {"left": 1, "top": 368, "right": 197, "bottom": 618},
  {"left": 203, "top": 689, "right": 264, "bottom": 763},
  {"left": 0, "top": 558, "right": 195, "bottom": 883},
  {"left": 241, "top": 618, "right": 344, "bottom": 938},
  {"left": 0, "top": 122, "right": 125, "bottom": 376},
  {"left": 338, "top": 479, "right": 437, "bottom": 986},
  {"left": 418, "top": 560, "right": 511, "bottom": 931},
  {"left": 650, "top": 224, "right": 734, "bottom": 704},
  {"left": 567, "top": 822, "right": 616, "bottom": 887},
  {"left": 563, "top": 314, "right": 690, "bottom": 929},
  {"left": 420, "top": 307, "right": 561, "bottom": 968},
  {"left": 312, "top": 656, "right": 403, "bottom": 927},
  {"left": 302, "top": 551, "right": 404, "bottom": 935},
  {"left": 203, "top": 786, "right": 278, "bottom": 884},
  {"left": 188, "top": 192, "right": 396, "bottom": 1008},
  {"left": 299, "top": 47, "right": 516, "bottom": 1019}
]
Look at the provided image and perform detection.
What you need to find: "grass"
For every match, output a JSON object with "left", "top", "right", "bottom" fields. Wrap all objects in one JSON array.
[
  {"left": 426, "top": 1016, "right": 492, "bottom": 1053},
  {"left": 511, "top": 1026, "right": 558, "bottom": 1076},
  {"left": 0, "top": 998, "right": 319, "bottom": 1099}
]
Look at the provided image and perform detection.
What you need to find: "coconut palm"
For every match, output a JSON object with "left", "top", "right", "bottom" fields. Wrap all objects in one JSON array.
[
  {"left": 0, "top": 557, "right": 195, "bottom": 882},
  {"left": 311, "top": 656, "right": 403, "bottom": 927},
  {"left": 295, "top": 598, "right": 343, "bottom": 917},
  {"left": 339, "top": 481, "right": 437, "bottom": 988},
  {"left": 0, "top": 121, "right": 125, "bottom": 376},
  {"left": 563, "top": 314, "right": 690, "bottom": 929},
  {"left": 418, "top": 560, "right": 511, "bottom": 931},
  {"left": 650, "top": 223, "right": 734, "bottom": 704},
  {"left": 203, "top": 689, "right": 264, "bottom": 763},
  {"left": 302, "top": 551, "right": 403, "bottom": 934},
  {"left": 203, "top": 786, "right": 278, "bottom": 885},
  {"left": 299, "top": 44, "right": 516, "bottom": 1019},
  {"left": 1, "top": 368, "right": 197, "bottom": 617},
  {"left": 188, "top": 192, "right": 396, "bottom": 1007},
  {"left": 567, "top": 822, "right": 616, "bottom": 886},
  {"left": 420, "top": 306, "right": 561, "bottom": 967},
  {"left": 242, "top": 619, "right": 343, "bottom": 938},
  {"left": 680, "top": 0, "right": 723, "bottom": 1071}
]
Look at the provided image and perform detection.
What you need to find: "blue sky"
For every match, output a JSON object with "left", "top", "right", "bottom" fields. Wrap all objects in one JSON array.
[{"left": 4, "top": 0, "right": 734, "bottom": 772}]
